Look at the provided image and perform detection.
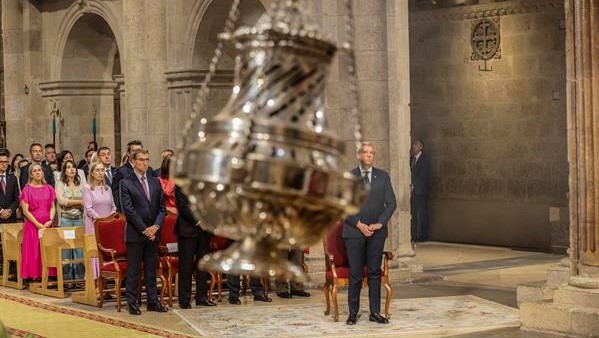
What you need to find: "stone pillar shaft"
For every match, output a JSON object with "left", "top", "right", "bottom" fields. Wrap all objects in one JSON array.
[
  {"left": 122, "top": 0, "right": 169, "bottom": 166},
  {"left": 568, "top": 0, "right": 599, "bottom": 272},
  {"left": 2, "top": 0, "right": 27, "bottom": 154}
]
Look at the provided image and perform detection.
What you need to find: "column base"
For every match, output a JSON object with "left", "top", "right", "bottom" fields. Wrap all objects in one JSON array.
[{"left": 520, "top": 286, "right": 599, "bottom": 337}]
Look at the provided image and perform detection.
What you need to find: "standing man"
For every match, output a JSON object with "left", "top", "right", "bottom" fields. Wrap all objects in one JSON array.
[
  {"left": 112, "top": 140, "right": 144, "bottom": 211},
  {"left": 0, "top": 150, "right": 19, "bottom": 223},
  {"left": 97, "top": 146, "right": 117, "bottom": 187},
  {"left": 120, "top": 149, "right": 168, "bottom": 315},
  {"left": 19, "top": 143, "right": 55, "bottom": 188},
  {"left": 410, "top": 139, "right": 430, "bottom": 246},
  {"left": 43, "top": 144, "right": 58, "bottom": 171},
  {"left": 344, "top": 142, "right": 396, "bottom": 325}
]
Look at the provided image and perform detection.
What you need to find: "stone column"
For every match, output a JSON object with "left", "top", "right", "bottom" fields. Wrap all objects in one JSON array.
[
  {"left": 386, "top": 0, "right": 422, "bottom": 277},
  {"left": 122, "top": 0, "right": 146, "bottom": 151},
  {"left": 144, "top": 0, "right": 169, "bottom": 162},
  {"left": 22, "top": 1, "right": 45, "bottom": 144},
  {"left": 2, "top": 0, "right": 27, "bottom": 154},
  {"left": 122, "top": 0, "right": 169, "bottom": 166},
  {"left": 520, "top": 0, "right": 599, "bottom": 335}
]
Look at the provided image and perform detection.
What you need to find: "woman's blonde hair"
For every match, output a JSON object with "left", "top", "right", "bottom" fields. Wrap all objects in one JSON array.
[
  {"left": 88, "top": 162, "right": 107, "bottom": 190},
  {"left": 27, "top": 163, "right": 47, "bottom": 184}
]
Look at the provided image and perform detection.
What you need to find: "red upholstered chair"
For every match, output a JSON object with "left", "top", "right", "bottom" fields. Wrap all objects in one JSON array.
[
  {"left": 323, "top": 222, "right": 393, "bottom": 322},
  {"left": 94, "top": 214, "right": 128, "bottom": 312},
  {"left": 159, "top": 211, "right": 179, "bottom": 307},
  {"left": 209, "top": 235, "right": 232, "bottom": 302}
]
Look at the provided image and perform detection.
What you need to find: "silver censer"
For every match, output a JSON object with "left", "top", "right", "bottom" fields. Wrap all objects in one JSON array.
[{"left": 174, "top": 0, "right": 364, "bottom": 281}]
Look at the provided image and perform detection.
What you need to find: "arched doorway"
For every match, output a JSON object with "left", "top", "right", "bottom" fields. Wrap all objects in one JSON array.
[
  {"left": 167, "top": 0, "right": 265, "bottom": 147},
  {"left": 42, "top": 13, "right": 122, "bottom": 160}
]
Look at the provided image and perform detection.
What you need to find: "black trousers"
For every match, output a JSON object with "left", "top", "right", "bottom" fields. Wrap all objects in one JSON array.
[
  {"left": 227, "top": 275, "right": 265, "bottom": 300},
  {"left": 177, "top": 233, "right": 211, "bottom": 305},
  {"left": 275, "top": 249, "right": 305, "bottom": 292},
  {"left": 345, "top": 236, "right": 385, "bottom": 316},
  {"left": 410, "top": 194, "right": 429, "bottom": 242},
  {"left": 125, "top": 240, "right": 160, "bottom": 306}
]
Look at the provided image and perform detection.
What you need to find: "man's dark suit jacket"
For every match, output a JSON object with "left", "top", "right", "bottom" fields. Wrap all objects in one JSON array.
[
  {"left": 113, "top": 163, "right": 156, "bottom": 212},
  {"left": 19, "top": 162, "right": 55, "bottom": 188},
  {"left": 173, "top": 185, "right": 202, "bottom": 238},
  {"left": 119, "top": 171, "right": 166, "bottom": 243},
  {"left": 410, "top": 153, "right": 430, "bottom": 196},
  {"left": 0, "top": 174, "right": 19, "bottom": 222},
  {"left": 104, "top": 166, "right": 117, "bottom": 186},
  {"left": 343, "top": 167, "right": 397, "bottom": 239}
]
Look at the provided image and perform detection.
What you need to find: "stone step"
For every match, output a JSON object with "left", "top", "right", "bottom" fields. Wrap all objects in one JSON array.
[
  {"left": 546, "top": 265, "right": 570, "bottom": 286},
  {"left": 554, "top": 285, "right": 599, "bottom": 308},
  {"left": 516, "top": 281, "right": 557, "bottom": 308},
  {"left": 520, "top": 299, "right": 599, "bottom": 337}
]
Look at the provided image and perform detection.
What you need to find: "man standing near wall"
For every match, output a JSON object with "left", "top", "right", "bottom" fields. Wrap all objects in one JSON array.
[
  {"left": 344, "top": 142, "right": 397, "bottom": 325},
  {"left": 410, "top": 139, "right": 430, "bottom": 247}
]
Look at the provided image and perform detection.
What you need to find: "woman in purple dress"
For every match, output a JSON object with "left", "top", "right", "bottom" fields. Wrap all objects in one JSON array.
[
  {"left": 20, "top": 163, "right": 56, "bottom": 282},
  {"left": 82, "top": 162, "right": 116, "bottom": 279}
]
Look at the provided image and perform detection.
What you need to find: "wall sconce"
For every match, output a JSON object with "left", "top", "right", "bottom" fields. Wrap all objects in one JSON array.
[{"left": 24, "top": 85, "right": 29, "bottom": 95}]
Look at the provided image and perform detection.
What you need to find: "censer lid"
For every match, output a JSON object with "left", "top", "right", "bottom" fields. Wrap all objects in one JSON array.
[{"left": 228, "top": 0, "right": 336, "bottom": 58}]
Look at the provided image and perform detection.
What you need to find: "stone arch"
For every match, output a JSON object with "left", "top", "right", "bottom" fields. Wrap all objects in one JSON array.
[
  {"left": 53, "top": 0, "right": 123, "bottom": 80},
  {"left": 183, "top": 0, "right": 269, "bottom": 71},
  {"left": 46, "top": 4, "right": 123, "bottom": 160}
]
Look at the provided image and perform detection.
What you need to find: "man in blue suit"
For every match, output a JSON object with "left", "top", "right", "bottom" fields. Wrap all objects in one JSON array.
[
  {"left": 344, "top": 142, "right": 396, "bottom": 325},
  {"left": 120, "top": 149, "right": 168, "bottom": 315}
]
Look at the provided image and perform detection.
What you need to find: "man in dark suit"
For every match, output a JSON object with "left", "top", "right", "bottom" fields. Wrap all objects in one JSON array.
[
  {"left": 410, "top": 139, "right": 430, "bottom": 244},
  {"left": 344, "top": 142, "right": 396, "bottom": 325},
  {"left": 173, "top": 185, "right": 216, "bottom": 308},
  {"left": 112, "top": 140, "right": 156, "bottom": 212},
  {"left": 120, "top": 149, "right": 168, "bottom": 315},
  {"left": 97, "top": 146, "right": 117, "bottom": 186},
  {"left": 19, "top": 143, "right": 55, "bottom": 187},
  {"left": 112, "top": 140, "right": 143, "bottom": 212},
  {"left": 0, "top": 150, "right": 19, "bottom": 223}
]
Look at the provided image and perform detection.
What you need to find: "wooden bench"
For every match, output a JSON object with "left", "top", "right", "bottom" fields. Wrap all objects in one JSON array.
[
  {"left": 29, "top": 226, "right": 86, "bottom": 298},
  {"left": 1, "top": 223, "right": 24, "bottom": 289},
  {"left": 71, "top": 234, "right": 99, "bottom": 306}
]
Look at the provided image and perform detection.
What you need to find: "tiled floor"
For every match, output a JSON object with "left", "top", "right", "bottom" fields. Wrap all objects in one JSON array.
[{"left": 0, "top": 241, "right": 568, "bottom": 337}]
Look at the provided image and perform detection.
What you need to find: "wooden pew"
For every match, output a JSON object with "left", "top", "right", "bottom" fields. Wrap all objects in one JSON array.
[
  {"left": 0, "top": 223, "right": 24, "bottom": 289},
  {"left": 71, "top": 234, "right": 99, "bottom": 306},
  {"left": 29, "top": 226, "right": 85, "bottom": 298}
]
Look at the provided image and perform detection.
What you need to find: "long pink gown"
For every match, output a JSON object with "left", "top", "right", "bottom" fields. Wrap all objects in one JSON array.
[
  {"left": 20, "top": 184, "right": 57, "bottom": 279},
  {"left": 82, "top": 184, "right": 116, "bottom": 279}
]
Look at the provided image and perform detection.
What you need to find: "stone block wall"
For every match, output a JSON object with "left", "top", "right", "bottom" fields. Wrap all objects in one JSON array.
[{"left": 409, "top": 0, "right": 568, "bottom": 251}]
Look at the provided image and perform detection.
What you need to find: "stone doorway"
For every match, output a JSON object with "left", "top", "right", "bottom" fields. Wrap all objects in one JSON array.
[{"left": 41, "top": 13, "right": 122, "bottom": 160}]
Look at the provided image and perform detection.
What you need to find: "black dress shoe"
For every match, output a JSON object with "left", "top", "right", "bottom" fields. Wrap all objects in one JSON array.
[
  {"left": 127, "top": 304, "right": 141, "bottom": 315},
  {"left": 276, "top": 292, "right": 292, "bottom": 299},
  {"left": 196, "top": 298, "right": 217, "bottom": 306},
  {"left": 228, "top": 298, "right": 241, "bottom": 305},
  {"left": 253, "top": 295, "right": 272, "bottom": 302},
  {"left": 369, "top": 313, "right": 389, "bottom": 324},
  {"left": 346, "top": 315, "right": 357, "bottom": 325},
  {"left": 291, "top": 290, "right": 311, "bottom": 297},
  {"left": 179, "top": 303, "right": 192, "bottom": 309},
  {"left": 147, "top": 304, "right": 169, "bottom": 313}
]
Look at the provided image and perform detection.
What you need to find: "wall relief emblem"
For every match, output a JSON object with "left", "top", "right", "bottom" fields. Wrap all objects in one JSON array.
[{"left": 471, "top": 17, "right": 501, "bottom": 61}]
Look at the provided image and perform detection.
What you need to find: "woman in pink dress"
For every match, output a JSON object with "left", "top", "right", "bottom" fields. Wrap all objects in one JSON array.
[
  {"left": 20, "top": 163, "right": 56, "bottom": 281},
  {"left": 82, "top": 162, "right": 116, "bottom": 279}
]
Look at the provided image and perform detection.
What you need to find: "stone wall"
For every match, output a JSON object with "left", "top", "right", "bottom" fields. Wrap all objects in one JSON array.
[{"left": 409, "top": 0, "right": 569, "bottom": 251}]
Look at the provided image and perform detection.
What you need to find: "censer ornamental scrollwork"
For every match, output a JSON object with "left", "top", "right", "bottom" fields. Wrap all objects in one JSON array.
[{"left": 174, "top": 0, "right": 365, "bottom": 281}]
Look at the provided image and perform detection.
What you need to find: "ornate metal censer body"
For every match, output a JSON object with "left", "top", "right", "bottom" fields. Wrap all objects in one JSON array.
[{"left": 174, "top": 0, "right": 364, "bottom": 281}]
